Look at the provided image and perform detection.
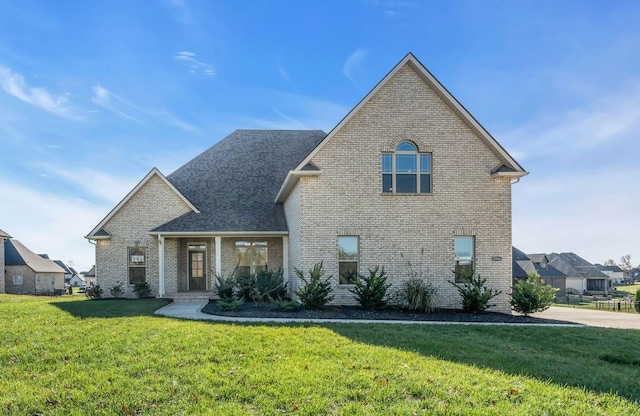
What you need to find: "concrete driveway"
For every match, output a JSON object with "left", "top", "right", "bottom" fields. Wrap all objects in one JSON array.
[{"left": 533, "top": 306, "right": 640, "bottom": 329}]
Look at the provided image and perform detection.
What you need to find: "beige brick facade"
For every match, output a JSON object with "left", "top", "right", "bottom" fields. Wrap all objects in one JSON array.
[
  {"left": 91, "top": 55, "right": 521, "bottom": 312},
  {"left": 95, "top": 174, "right": 194, "bottom": 297},
  {"left": 4, "top": 264, "right": 65, "bottom": 294},
  {"left": 286, "top": 64, "right": 514, "bottom": 312}
]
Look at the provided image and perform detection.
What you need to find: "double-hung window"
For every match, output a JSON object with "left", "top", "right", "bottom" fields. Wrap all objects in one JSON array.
[
  {"left": 382, "top": 141, "right": 431, "bottom": 194},
  {"left": 454, "top": 236, "right": 475, "bottom": 283},
  {"left": 128, "top": 247, "right": 146, "bottom": 284}
]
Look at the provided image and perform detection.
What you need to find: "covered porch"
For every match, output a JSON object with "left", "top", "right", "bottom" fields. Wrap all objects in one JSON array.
[{"left": 151, "top": 233, "right": 289, "bottom": 298}]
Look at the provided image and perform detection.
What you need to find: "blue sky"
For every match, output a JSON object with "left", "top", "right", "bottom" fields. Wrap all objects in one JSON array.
[{"left": 1, "top": 0, "right": 639, "bottom": 272}]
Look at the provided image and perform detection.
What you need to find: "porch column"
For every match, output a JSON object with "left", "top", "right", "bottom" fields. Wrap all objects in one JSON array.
[
  {"left": 158, "top": 235, "right": 165, "bottom": 298},
  {"left": 282, "top": 236, "right": 289, "bottom": 284},
  {"left": 215, "top": 236, "right": 222, "bottom": 277}
]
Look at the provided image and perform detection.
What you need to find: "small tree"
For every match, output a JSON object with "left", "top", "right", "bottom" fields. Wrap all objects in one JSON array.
[
  {"left": 235, "top": 272, "right": 258, "bottom": 301},
  {"left": 511, "top": 272, "right": 558, "bottom": 316},
  {"left": 255, "top": 268, "right": 287, "bottom": 301},
  {"left": 635, "top": 289, "right": 640, "bottom": 313},
  {"left": 109, "top": 282, "right": 124, "bottom": 298},
  {"left": 85, "top": 285, "right": 103, "bottom": 300},
  {"left": 450, "top": 271, "right": 501, "bottom": 313},
  {"left": 214, "top": 273, "right": 236, "bottom": 299},
  {"left": 349, "top": 266, "right": 391, "bottom": 310},
  {"left": 133, "top": 282, "right": 152, "bottom": 298},
  {"left": 294, "top": 261, "right": 334, "bottom": 309}
]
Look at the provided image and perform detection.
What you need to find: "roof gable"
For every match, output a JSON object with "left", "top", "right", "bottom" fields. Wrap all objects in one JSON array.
[
  {"left": 4, "top": 240, "right": 66, "bottom": 273},
  {"left": 0, "top": 228, "right": 11, "bottom": 239},
  {"left": 292, "top": 52, "right": 527, "bottom": 177},
  {"left": 86, "top": 168, "right": 199, "bottom": 239}
]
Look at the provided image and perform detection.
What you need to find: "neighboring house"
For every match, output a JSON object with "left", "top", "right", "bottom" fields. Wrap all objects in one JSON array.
[
  {"left": 83, "top": 266, "right": 96, "bottom": 286},
  {"left": 53, "top": 260, "right": 85, "bottom": 287},
  {"left": 512, "top": 247, "right": 566, "bottom": 296},
  {"left": 594, "top": 264, "right": 625, "bottom": 285},
  {"left": 86, "top": 53, "right": 528, "bottom": 312},
  {"left": 531, "top": 252, "right": 611, "bottom": 295},
  {"left": 628, "top": 268, "right": 640, "bottom": 282},
  {"left": 0, "top": 228, "right": 11, "bottom": 294},
  {"left": 3, "top": 240, "right": 66, "bottom": 295}
]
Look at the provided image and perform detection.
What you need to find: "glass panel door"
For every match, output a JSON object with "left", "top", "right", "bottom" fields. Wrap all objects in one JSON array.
[{"left": 188, "top": 250, "right": 206, "bottom": 291}]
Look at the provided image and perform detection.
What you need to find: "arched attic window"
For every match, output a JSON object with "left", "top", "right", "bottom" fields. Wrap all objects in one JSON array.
[{"left": 382, "top": 141, "right": 432, "bottom": 193}]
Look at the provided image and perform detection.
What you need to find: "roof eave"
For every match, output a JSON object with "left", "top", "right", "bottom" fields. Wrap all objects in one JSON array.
[
  {"left": 275, "top": 170, "right": 322, "bottom": 203},
  {"left": 491, "top": 171, "right": 530, "bottom": 179},
  {"left": 148, "top": 231, "right": 289, "bottom": 237},
  {"left": 85, "top": 168, "right": 200, "bottom": 239}
]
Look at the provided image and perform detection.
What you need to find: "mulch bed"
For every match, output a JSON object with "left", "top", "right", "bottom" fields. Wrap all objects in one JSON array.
[{"left": 201, "top": 301, "right": 575, "bottom": 325}]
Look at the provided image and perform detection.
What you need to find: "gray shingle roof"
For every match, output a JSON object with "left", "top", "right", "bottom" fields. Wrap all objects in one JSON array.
[
  {"left": 152, "top": 130, "right": 326, "bottom": 233},
  {"left": 595, "top": 264, "right": 623, "bottom": 273},
  {"left": 4, "top": 240, "right": 66, "bottom": 273}
]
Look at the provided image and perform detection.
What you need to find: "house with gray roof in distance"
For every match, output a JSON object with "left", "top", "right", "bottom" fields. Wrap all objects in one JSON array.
[
  {"left": 86, "top": 53, "right": 528, "bottom": 312},
  {"left": 594, "top": 264, "right": 625, "bottom": 285},
  {"left": 530, "top": 252, "right": 611, "bottom": 295},
  {"left": 512, "top": 247, "right": 566, "bottom": 296},
  {"left": 53, "top": 260, "right": 85, "bottom": 287},
  {"left": 4, "top": 239, "right": 66, "bottom": 295},
  {"left": 0, "top": 228, "right": 11, "bottom": 294}
]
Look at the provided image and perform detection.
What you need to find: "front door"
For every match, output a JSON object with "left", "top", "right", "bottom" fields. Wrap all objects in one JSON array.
[{"left": 188, "top": 250, "right": 206, "bottom": 291}]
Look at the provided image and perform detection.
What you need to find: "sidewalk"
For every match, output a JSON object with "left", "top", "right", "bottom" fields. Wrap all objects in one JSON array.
[{"left": 153, "top": 301, "right": 640, "bottom": 328}]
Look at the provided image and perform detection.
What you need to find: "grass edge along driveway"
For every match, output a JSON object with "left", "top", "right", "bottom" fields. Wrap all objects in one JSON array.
[{"left": 1, "top": 295, "right": 639, "bottom": 415}]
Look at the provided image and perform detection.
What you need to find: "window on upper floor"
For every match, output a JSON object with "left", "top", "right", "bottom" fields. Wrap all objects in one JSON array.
[{"left": 382, "top": 141, "right": 431, "bottom": 194}]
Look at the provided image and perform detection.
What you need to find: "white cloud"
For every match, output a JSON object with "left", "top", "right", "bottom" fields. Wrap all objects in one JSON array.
[
  {"left": 513, "top": 168, "right": 640, "bottom": 265},
  {"left": 91, "top": 84, "right": 200, "bottom": 133},
  {"left": 0, "top": 178, "right": 108, "bottom": 272},
  {"left": 91, "top": 84, "right": 142, "bottom": 122},
  {"left": 174, "top": 51, "right": 215, "bottom": 76},
  {"left": 502, "top": 83, "right": 640, "bottom": 161},
  {"left": 0, "top": 65, "right": 81, "bottom": 120},
  {"left": 40, "top": 166, "right": 139, "bottom": 204},
  {"left": 343, "top": 49, "right": 369, "bottom": 90}
]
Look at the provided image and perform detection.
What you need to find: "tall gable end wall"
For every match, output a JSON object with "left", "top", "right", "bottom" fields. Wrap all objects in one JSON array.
[
  {"left": 96, "top": 175, "right": 193, "bottom": 297},
  {"left": 296, "top": 64, "right": 513, "bottom": 312}
]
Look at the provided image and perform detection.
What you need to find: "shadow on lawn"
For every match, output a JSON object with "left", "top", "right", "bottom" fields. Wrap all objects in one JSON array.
[
  {"left": 51, "top": 298, "right": 171, "bottom": 319},
  {"left": 325, "top": 323, "right": 640, "bottom": 404}
]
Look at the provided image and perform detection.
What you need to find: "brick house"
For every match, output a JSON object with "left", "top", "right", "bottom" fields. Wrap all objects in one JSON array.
[
  {"left": 0, "top": 228, "right": 10, "bottom": 293},
  {"left": 86, "top": 53, "right": 527, "bottom": 312},
  {"left": 4, "top": 239, "right": 66, "bottom": 295}
]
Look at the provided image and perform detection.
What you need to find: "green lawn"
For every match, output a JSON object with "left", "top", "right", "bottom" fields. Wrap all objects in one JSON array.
[{"left": 1, "top": 295, "right": 639, "bottom": 415}]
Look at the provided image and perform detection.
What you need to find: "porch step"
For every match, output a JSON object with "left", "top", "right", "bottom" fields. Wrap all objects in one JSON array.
[{"left": 165, "top": 292, "right": 213, "bottom": 302}]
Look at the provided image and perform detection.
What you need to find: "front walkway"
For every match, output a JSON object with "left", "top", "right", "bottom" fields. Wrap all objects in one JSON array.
[{"left": 153, "top": 302, "right": 640, "bottom": 327}]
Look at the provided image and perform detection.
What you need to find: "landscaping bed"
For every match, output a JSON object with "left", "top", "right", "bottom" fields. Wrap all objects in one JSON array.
[{"left": 201, "top": 301, "right": 574, "bottom": 324}]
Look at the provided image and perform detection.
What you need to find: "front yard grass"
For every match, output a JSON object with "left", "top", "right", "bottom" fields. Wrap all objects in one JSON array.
[{"left": 1, "top": 295, "right": 639, "bottom": 415}]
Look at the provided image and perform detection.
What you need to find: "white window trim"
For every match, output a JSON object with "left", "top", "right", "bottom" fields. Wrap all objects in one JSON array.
[
  {"left": 13, "top": 275, "right": 22, "bottom": 285},
  {"left": 128, "top": 247, "right": 147, "bottom": 285},
  {"left": 382, "top": 141, "right": 432, "bottom": 194}
]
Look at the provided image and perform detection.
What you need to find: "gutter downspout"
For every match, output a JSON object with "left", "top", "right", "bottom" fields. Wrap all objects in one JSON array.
[{"left": 158, "top": 234, "right": 165, "bottom": 298}]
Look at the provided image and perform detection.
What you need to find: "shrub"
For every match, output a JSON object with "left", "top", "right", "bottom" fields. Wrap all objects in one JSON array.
[
  {"left": 511, "top": 272, "right": 558, "bottom": 316},
  {"left": 214, "top": 273, "right": 236, "bottom": 299},
  {"left": 294, "top": 261, "right": 334, "bottom": 309},
  {"left": 349, "top": 266, "right": 391, "bottom": 310},
  {"left": 133, "top": 282, "right": 152, "bottom": 298},
  {"left": 217, "top": 297, "right": 244, "bottom": 311},
  {"left": 85, "top": 285, "right": 103, "bottom": 300},
  {"left": 394, "top": 278, "right": 437, "bottom": 313},
  {"left": 235, "top": 272, "right": 258, "bottom": 301},
  {"left": 109, "top": 282, "right": 124, "bottom": 298},
  {"left": 635, "top": 289, "right": 640, "bottom": 313},
  {"left": 450, "top": 271, "right": 502, "bottom": 313},
  {"left": 255, "top": 268, "right": 287, "bottom": 301},
  {"left": 269, "top": 296, "right": 302, "bottom": 312}
]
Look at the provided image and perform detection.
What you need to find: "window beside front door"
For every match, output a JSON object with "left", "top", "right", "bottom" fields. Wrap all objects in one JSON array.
[
  {"left": 128, "top": 247, "right": 146, "bottom": 284},
  {"left": 235, "top": 241, "right": 268, "bottom": 275}
]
